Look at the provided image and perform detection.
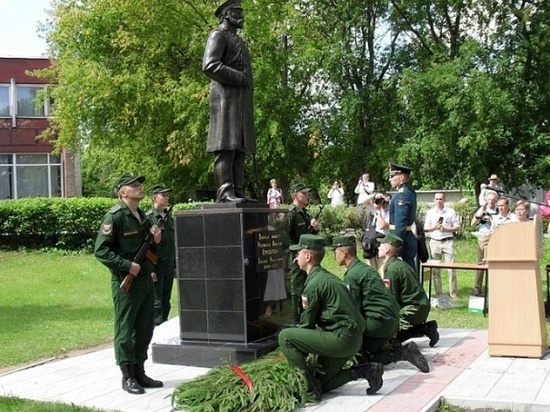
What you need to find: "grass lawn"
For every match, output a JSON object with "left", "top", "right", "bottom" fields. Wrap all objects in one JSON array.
[{"left": 1, "top": 236, "right": 549, "bottom": 411}]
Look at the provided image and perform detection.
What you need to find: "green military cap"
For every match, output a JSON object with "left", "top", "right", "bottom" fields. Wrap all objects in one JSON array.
[
  {"left": 331, "top": 235, "right": 356, "bottom": 249},
  {"left": 215, "top": 0, "right": 242, "bottom": 18},
  {"left": 149, "top": 184, "right": 172, "bottom": 196},
  {"left": 377, "top": 232, "right": 403, "bottom": 248},
  {"left": 289, "top": 182, "right": 312, "bottom": 194},
  {"left": 115, "top": 172, "right": 145, "bottom": 190},
  {"left": 289, "top": 234, "right": 326, "bottom": 252},
  {"left": 389, "top": 162, "right": 413, "bottom": 176}
]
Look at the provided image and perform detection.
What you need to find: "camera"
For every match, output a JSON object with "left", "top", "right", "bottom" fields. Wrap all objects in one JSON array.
[
  {"left": 479, "top": 212, "right": 492, "bottom": 224},
  {"left": 374, "top": 195, "right": 388, "bottom": 206}
]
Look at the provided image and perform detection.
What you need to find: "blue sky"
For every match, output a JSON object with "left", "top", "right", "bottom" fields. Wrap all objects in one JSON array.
[{"left": 0, "top": 0, "right": 50, "bottom": 57}]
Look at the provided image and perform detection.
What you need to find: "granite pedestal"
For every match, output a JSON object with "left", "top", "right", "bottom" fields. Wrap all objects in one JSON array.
[{"left": 152, "top": 203, "right": 289, "bottom": 367}]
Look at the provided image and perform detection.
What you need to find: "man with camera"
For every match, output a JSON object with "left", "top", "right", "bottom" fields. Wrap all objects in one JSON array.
[
  {"left": 471, "top": 191, "right": 499, "bottom": 296},
  {"left": 361, "top": 193, "right": 391, "bottom": 271},
  {"left": 355, "top": 173, "right": 375, "bottom": 205}
]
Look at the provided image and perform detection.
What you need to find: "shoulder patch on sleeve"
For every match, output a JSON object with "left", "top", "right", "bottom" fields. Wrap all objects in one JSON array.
[
  {"left": 301, "top": 294, "right": 309, "bottom": 309},
  {"left": 101, "top": 223, "right": 113, "bottom": 236}
]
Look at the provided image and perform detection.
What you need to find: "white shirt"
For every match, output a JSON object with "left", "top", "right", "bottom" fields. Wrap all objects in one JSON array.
[
  {"left": 490, "top": 211, "right": 517, "bottom": 232},
  {"left": 327, "top": 187, "right": 345, "bottom": 207},
  {"left": 354, "top": 181, "right": 375, "bottom": 204},
  {"left": 424, "top": 206, "right": 459, "bottom": 240}
]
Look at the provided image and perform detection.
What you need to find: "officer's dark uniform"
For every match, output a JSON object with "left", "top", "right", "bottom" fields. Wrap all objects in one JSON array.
[
  {"left": 94, "top": 172, "right": 162, "bottom": 394},
  {"left": 146, "top": 184, "right": 175, "bottom": 326},
  {"left": 381, "top": 233, "right": 439, "bottom": 347},
  {"left": 287, "top": 183, "right": 317, "bottom": 323},
  {"left": 388, "top": 163, "right": 417, "bottom": 270},
  {"left": 279, "top": 234, "right": 384, "bottom": 398}
]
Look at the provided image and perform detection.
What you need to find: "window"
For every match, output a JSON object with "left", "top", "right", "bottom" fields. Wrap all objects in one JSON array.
[
  {"left": 0, "top": 154, "right": 62, "bottom": 199},
  {"left": 17, "top": 86, "right": 46, "bottom": 117},
  {"left": 0, "top": 86, "right": 9, "bottom": 117}
]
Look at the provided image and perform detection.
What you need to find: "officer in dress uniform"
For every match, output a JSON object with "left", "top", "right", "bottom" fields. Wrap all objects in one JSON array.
[
  {"left": 146, "top": 184, "right": 175, "bottom": 326},
  {"left": 388, "top": 162, "right": 417, "bottom": 270},
  {"left": 94, "top": 173, "right": 163, "bottom": 394},
  {"left": 278, "top": 234, "right": 384, "bottom": 399}
]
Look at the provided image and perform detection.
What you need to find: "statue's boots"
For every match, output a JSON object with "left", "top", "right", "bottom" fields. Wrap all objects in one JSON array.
[
  {"left": 120, "top": 363, "right": 145, "bottom": 395},
  {"left": 134, "top": 362, "right": 163, "bottom": 388},
  {"left": 392, "top": 341, "right": 429, "bottom": 373},
  {"left": 350, "top": 362, "right": 384, "bottom": 395}
]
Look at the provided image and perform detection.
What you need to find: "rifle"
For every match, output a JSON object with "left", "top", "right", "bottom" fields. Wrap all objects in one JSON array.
[
  {"left": 306, "top": 203, "right": 324, "bottom": 234},
  {"left": 119, "top": 205, "right": 173, "bottom": 293}
]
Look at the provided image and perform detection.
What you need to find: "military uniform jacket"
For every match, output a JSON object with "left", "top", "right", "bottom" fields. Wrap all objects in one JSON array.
[
  {"left": 389, "top": 182, "right": 417, "bottom": 241},
  {"left": 344, "top": 258, "right": 400, "bottom": 323},
  {"left": 94, "top": 202, "right": 156, "bottom": 281},
  {"left": 299, "top": 266, "right": 365, "bottom": 334},
  {"left": 383, "top": 256, "right": 429, "bottom": 311},
  {"left": 146, "top": 208, "right": 175, "bottom": 263},
  {"left": 288, "top": 203, "right": 315, "bottom": 245},
  {"left": 202, "top": 27, "right": 255, "bottom": 154}
]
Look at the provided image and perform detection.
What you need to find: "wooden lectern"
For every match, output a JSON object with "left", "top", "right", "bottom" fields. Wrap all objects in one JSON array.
[{"left": 486, "top": 214, "right": 548, "bottom": 358}]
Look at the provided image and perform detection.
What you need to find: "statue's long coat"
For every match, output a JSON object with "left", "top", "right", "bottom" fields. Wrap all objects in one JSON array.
[{"left": 202, "top": 28, "right": 255, "bottom": 154}]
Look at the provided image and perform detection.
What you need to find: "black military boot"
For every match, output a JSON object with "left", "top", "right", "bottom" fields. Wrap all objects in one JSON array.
[
  {"left": 134, "top": 362, "right": 163, "bottom": 388},
  {"left": 350, "top": 362, "right": 384, "bottom": 395},
  {"left": 303, "top": 367, "right": 322, "bottom": 401},
  {"left": 424, "top": 320, "right": 440, "bottom": 347},
  {"left": 392, "top": 341, "right": 429, "bottom": 373},
  {"left": 120, "top": 363, "right": 145, "bottom": 394}
]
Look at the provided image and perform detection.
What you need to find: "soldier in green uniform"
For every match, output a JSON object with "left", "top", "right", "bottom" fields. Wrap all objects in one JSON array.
[
  {"left": 94, "top": 173, "right": 163, "bottom": 395},
  {"left": 146, "top": 184, "right": 175, "bottom": 326},
  {"left": 388, "top": 162, "right": 417, "bottom": 270},
  {"left": 332, "top": 235, "right": 429, "bottom": 373},
  {"left": 378, "top": 233, "right": 439, "bottom": 347},
  {"left": 287, "top": 182, "right": 320, "bottom": 324},
  {"left": 278, "top": 234, "right": 384, "bottom": 399}
]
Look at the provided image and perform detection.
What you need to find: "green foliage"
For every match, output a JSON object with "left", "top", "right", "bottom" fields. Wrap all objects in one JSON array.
[
  {"left": 0, "top": 198, "right": 195, "bottom": 250},
  {"left": 0, "top": 397, "right": 102, "bottom": 412}
]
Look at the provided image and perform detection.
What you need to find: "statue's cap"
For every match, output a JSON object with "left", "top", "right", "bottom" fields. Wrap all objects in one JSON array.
[{"left": 215, "top": 0, "right": 242, "bottom": 18}]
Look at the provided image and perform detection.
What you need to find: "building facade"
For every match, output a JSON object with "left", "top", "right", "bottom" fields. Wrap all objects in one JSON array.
[{"left": 0, "top": 57, "right": 81, "bottom": 199}]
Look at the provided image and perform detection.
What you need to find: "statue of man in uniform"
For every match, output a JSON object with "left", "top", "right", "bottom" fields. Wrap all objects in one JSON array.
[{"left": 202, "top": 0, "right": 255, "bottom": 203}]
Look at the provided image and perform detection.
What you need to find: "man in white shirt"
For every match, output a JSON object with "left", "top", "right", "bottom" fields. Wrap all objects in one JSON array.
[
  {"left": 424, "top": 193, "right": 461, "bottom": 299},
  {"left": 362, "top": 193, "right": 391, "bottom": 271},
  {"left": 471, "top": 192, "right": 499, "bottom": 295},
  {"left": 490, "top": 197, "right": 517, "bottom": 232},
  {"left": 354, "top": 173, "right": 375, "bottom": 205}
]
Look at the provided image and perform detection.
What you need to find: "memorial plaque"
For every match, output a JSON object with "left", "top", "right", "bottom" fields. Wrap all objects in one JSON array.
[{"left": 254, "top": 230, "right": 284, "bottom": 272}]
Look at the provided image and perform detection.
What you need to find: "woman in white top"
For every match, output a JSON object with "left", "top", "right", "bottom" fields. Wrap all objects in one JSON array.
[{"left": 327, "top": 180, "right": 345, "bottom": 208}]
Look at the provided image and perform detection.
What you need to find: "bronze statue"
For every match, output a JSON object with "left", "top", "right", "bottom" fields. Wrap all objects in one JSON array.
[{"left": 202, "top": 0, "right": 255, "bottom": 203}]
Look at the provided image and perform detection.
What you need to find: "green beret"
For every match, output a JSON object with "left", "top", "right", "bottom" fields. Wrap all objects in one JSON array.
[
  {"left": 115, "top": 172, "right": 145, "bottom": 190},
  {"left": 149, "top": 184, "right": 172, "bottom": 196},
  {"left": 331, "top": 235, "right": 356, "bottom": 249},
  {"left": 378, "top": 233, "right": 403, "bottom": 248},
  {"left": 290, "top": 182, "right": 312, "bottom": 194},
  {"left": 289, "top": 234, "right": 326, "bottom": 252}
]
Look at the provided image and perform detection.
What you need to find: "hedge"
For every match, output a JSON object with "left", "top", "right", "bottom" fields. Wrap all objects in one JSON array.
[{"left": 0, "top": 197, "right": 195, "bottom": 250}]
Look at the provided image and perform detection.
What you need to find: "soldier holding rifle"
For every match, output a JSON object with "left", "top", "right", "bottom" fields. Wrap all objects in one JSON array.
[{"left": 94, "top": 172, "right": 163, "bottom": 395}]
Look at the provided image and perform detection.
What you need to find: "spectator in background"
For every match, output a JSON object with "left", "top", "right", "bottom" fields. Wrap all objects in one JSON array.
[
  {"left": 327, "top": 180, "right": 345, "bottom": 208},
  {"left": 355, "top": 173, "right": 375, "bottom": 205},
  {"left": 423, "top": 192, "right": 461, "bottom": 302},
  {"left": 479, "top": 174, "right": 503, "bottom": 206},
  {"left": 514, "top": 200, "right": 530, "bottom": 222},
  {"left": 267, "top": 178, "right": 283, "bottom": 209},
  {"left": 471, "top": 192, "right": 499, "bottom": 296},
  {"left": 361, "top": 193, "right": 391, "bottom": 272},
  {"left": 490, "top": 197, "right": 517, "bottom": 232}
]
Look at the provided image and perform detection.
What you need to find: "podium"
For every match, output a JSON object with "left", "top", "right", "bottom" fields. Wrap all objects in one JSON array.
[{"left": 486, "top": 215, "right": 548, "bottom": 357}]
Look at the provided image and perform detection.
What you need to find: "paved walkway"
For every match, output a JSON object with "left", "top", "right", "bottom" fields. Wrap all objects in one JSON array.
[{"left": 1, "top": 318, "right": 550, "bottom": 412}]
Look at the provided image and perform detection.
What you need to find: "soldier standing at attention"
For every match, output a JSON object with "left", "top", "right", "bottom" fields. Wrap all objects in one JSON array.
[
  {"left": 288, "top": 182, "right": 320, "bottom": 324},
  {"left": 94, "top": 173, "right": 163, "bottom": 395},
  {"left": 388, "top": 162, "right": 417, "bottom": 270},
  {"left": 202, "top": 0, "right": 254, "bottom": 203},
  {"left": 278, "top": 234, "right": 384, "bottom": 399},
  {"left": 147, "top": 184, "right": 175, "bottom": 326}
]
